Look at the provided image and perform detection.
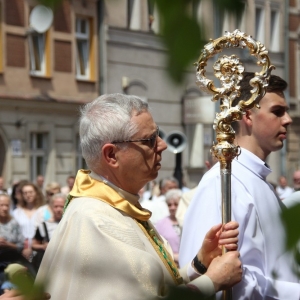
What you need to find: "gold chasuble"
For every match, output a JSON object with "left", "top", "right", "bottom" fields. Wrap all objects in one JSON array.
[{"left": 65, "top": 169, "right": 183, "bottom": 285}]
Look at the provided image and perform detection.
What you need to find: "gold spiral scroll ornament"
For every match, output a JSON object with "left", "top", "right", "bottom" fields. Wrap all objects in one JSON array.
[
  {"left": 195, "top": 29, "right": 275, "bottom": 300},
  {"left": 195, "top": 29, "right": 275, "bottom": 169}
]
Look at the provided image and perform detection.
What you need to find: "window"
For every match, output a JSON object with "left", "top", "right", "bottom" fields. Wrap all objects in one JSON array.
[
  {"left": 147, "top": 0, "right": 159, "bottom": 33},
  {"left": 235, "top": 5, "right": 245, "bottom": 32},
  {"left": 76, "top": 134, "right": 87, "bottom": 170},
  {"left": 270, "top": 10, "right": 280, "bottom": 52},
  {"left": 128, "top": 0, "right": 142, "bottom": 30},
  {"left": 30, "top": 133, "right": 48, "bottom": 181},
  {"left": 128, "top": 0, "right": 134, "bottom": 28},
  {"left": 255, "top": 7, "right": 265, "bottom": 43},
  {"left": 148, "top": 0, "right": 154, "bottom": 30},
  {"left": 28, "top": 32, "right": 46, "bottom": 75},
  {"left": 75, "top": 17, "right": 90, "bottom": 80},
  {"left": 214, "top": 4, "right": 224, "bottom": 37},
  {"left": 222, "top": 11, "right": 230, "bottom": 33}
]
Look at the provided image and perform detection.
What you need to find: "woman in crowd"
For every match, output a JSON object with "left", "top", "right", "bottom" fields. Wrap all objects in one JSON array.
[
  {"left": 35, "top": 182, "right": 61, "bottom": 225},
  {"left": 0, "top": 194, "right": 24, "bottom": 253},
  {"left": 10, "top": 180, "right": 29, "bottom": 211},
  {"left": 0, "top": 193, "right": 25, "bottom": 294},
  {"left": 32, "top": 193, "right": 66, "bottom": 271},
  {"left": 13, "top": 182, "right": 44, "bottom": 261},
  {"left": 155, "top": 189, "right": 182, "bottom": 265}
]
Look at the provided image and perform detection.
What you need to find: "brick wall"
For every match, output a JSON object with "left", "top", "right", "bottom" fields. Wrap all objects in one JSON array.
[
  {"left": 290, "top": 0, "right": 297, "bottom": 8},
  {"left": 54, "top": 40, "right": 72, "bottom": 72},
  {"left": 6, "top": 34, "right": 26, "bottom": 67},
  {"left": 5, "top": 0, "right": 24, "bottom": 27},
  {"left": 289, "top": 14, "right": 300, "bottom": 31},
  {"left": 54, "top": 1, "right": 71, "bottom": 33}
]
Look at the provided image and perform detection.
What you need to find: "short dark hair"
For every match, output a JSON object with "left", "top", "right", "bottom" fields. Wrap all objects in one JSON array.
[{"left": 232, "top": 72, "right": 288, "bottom": 131}]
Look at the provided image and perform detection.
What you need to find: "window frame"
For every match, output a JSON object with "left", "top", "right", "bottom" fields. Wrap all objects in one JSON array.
[
  {"left": 28, "top": 31, "right": 46, "bottom": 76},
  {"left": 30, "top": 132, "right": 48, "bottom": 181},
  {"left": 269, "top": 9, "right": 280, "bottom": 52},
  {"left": 255, "top": 6, "right": 265, "bottom": 43},
  {"left": 75, "top": 17, "right": 90, "bottom": 80}
]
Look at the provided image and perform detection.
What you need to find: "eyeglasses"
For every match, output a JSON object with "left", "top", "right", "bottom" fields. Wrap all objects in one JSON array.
[{"left": 112, "top": 126, "right": 159, "bottom": 149}]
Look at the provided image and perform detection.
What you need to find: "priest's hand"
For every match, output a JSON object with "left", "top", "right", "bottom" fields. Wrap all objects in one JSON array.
[
  {"left": 195, "top": 221, "right": 239, "bottom": 269},
  {"left": 206, "top": 251, "right": 242, "bottom": 291}
]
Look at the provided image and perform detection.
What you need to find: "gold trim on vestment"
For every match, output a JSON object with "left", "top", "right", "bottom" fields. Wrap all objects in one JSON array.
[
  {"left": 136, "top": 221, "right": 183, "bottom": 285},
  {"left": 64, "top": 170, "right": 183, "bottom": 285},
  {"left": 65, "top": 169, "right": 151, "bottom": 221}
]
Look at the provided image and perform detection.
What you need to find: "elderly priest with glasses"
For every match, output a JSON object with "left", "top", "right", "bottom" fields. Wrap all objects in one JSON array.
[{"left": 35, "top": 94, "right": 242, "bottom": 300}]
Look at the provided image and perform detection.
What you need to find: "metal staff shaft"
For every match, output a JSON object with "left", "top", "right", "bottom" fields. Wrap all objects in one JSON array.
[
  {"left": 221, "top": 165, "right": 232, "bottom": 230},
  {"left": 212, "top": 139, "right": 238, "bottom": 300},
  {"left": 221, "top": 162, "right": 232, "bottom": 300}
]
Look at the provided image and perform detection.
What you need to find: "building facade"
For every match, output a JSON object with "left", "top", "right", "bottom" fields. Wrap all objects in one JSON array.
[
  {"left": 0, "top": 0, "right": 99, "bottom": 187},
  {"left": 0, "top": 0, "right": 297, "bottom": 190}
]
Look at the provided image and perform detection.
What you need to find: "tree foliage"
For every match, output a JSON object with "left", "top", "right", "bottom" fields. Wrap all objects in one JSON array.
[
  {"left": 152, "top": 0, "right": 245, "bottom": 82},
  {"left": 281, "top": 203, "right": 300, "bottom": 277}
]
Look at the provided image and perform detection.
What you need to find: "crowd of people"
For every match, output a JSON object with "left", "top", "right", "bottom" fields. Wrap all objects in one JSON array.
[
  {"left": 0, "top": 175, "right": 75, "bottom": 295},
  {"left": 0, "top": 72, "right": 299, "bottom": 299}
]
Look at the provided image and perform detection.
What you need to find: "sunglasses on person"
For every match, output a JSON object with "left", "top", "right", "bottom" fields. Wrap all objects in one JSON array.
[{"left": 112, "top": 126, "right": 159, "bottom": 149}]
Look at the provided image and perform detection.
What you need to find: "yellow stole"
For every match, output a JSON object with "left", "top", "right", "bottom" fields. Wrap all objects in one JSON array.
[{"left": 64, "top": 170, "right": 183, "bottom": 285}]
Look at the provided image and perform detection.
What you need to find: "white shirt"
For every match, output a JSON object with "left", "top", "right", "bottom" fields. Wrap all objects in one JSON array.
[
  {"left": 141, "top": 195, "right": 169, "bottom": 225},
  {"left": 276, "top": 185, "right": 294, "bottom": 200},
  {"left": 13, "top": 207, "right": 39, "bottom": 246},
  {"left": 180, "top": 148, "right": 300, "bottom": 299}
]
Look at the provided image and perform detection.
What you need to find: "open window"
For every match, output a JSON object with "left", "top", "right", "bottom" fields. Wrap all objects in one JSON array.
[
  {"left": 75, "top": 17, "right": 90, "bottom": 80},
  {"left": 28, "top": 32, "right": 46, "bottom": 75}
]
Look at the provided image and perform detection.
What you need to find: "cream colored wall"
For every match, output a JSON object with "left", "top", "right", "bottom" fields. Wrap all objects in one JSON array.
[{"left": 0, "top": 99, "right": 80, "bottom": 187}]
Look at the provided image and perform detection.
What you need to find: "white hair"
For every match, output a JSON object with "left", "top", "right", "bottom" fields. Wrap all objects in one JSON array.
[
  {"left": 79, "top": 93, "right": 149, "bottom": 168},
  {"left": 165, "top": 189, "right": 182, "bottom": 203},
  {"left": 50, "top": 193, "right": 67, "bottom": 206}
]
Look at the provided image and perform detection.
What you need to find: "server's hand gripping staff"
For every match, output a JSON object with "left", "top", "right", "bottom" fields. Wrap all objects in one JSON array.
[{"left": 195, "top": 29, "right": 275, "bottom": 300}]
